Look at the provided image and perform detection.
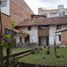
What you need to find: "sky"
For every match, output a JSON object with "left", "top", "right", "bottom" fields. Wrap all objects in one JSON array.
[{"left": 24, "top": 0, "right": 67, "bottom": 14}]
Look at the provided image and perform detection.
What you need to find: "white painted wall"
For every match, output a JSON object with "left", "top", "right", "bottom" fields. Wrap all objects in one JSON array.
[
  {"left": 1, "top": 0, "right": 10, "bottom": 15},
  {"left": 20, "top": 26, "right": 38, "bottom": 44},
  {"left": 49, "top": 25, "right": 67, "bottom": 46},
  {"left": 49, "top": 25, "right": 60, "bottom": 46},
  {"left": 56, "top": 33, "right": 61, "bottom": 45},
  {"left": 49, "top": 25, "right": 56, "bottom": 45},
  {"left": 15, "top": 36, "right": 20, "bottom": 44},
  {"left": 18, "top": 25, "right": 67, "bottom": 46}
]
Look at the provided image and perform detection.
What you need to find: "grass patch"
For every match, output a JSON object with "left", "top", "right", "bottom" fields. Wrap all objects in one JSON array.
[{"left": 18, "top": 47, "right": 67, "bottom": 66}]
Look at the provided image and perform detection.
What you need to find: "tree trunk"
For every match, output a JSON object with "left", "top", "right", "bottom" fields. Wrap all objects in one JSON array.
[
  {"left": 6, "top": 47, "right": 11, "bottom": 67},
  {"left": 54, "top": 34, "right": 57, "bottom": 57},
  {"left": 47, "top": 36, "right": 50, "bottom": 55},
  {"left": 0, "top": 5, "right": 3, "bottom": 67}
]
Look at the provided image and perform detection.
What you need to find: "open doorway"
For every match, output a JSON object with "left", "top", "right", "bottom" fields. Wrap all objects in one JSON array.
[
  {"left": 39, "top": 36, "right": 49, "bottom": 47},
  {"left": 25, "top": 35, "right": 30, "bottom": 43}
]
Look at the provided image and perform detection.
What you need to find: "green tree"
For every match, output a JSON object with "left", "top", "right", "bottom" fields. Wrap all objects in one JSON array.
[{"left": 4, "top": 20, "right": 16, "bottom": 67}]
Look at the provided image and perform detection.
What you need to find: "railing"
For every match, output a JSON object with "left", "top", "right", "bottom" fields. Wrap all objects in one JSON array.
[{"left": 3, "top": 48, "right": 37, "bottom": 59}]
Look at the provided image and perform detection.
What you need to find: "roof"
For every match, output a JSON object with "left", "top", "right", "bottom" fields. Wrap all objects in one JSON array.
[
  {"left": 56, "top": 29, "right": 67, "bottom": 33},
  {"left": 5, "top": 28, "right": 29, "bottom": 36},
  {"left": 18, "top": 15, "right": 67, "bottom": 26},
  {"left": 31, "top": 14, "right": 46, "bottom": 19}
]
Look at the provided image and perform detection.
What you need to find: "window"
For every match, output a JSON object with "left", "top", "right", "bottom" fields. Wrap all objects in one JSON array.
[
  {"left": 20, "top": 37, "right": 22, "bottom": 43},
  {"left": 57, "top": 25, "right": 61, "bottom": 30},
  {"left": 59, "top": 35, "right": 61, "bottom": 41},
  {"left": 59, "top": 12, "right": 65, "bottom": 16},
  {"left": 28, "top": 26, "right": 31, "bottom": 30},
  {"left": 25, "top": 35, "right": 30, "bottom": 43},
  {"left": 39, "top": 25, "right": 49, "bottom": 29}
]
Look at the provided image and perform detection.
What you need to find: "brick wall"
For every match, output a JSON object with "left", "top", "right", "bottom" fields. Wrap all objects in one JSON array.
[
  {"left": 10, "top": 0, "right": 33, "bottom": 25},
  {"left": 1, "top": 13, "right": 10, "bottom": 34},
  {"left": 61, "top": 31, "right": 67, "bottom": 46}
]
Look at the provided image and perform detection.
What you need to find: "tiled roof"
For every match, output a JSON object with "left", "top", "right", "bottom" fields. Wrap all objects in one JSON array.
[{"left": 18, "top": 15, "right": 67, "bottom": 26}]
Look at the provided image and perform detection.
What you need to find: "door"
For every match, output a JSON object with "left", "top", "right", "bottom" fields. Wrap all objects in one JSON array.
[
  {"left": 46, "top": 36, "right": 49, "bottom": 46},
  {"left": 39, "top": 36, "right": 49, "bottom": 47}
]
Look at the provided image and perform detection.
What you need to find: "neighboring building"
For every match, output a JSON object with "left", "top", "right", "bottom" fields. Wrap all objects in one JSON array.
[
  {"left": 1, "top": 13, "right": 10, "bottom": 34},
  {"left": 61, "top": 29, "right": 67, "bottom": 47},
  {"left": 1, "top": 0, "right": 10, "bottom": 15},
  {"left": 1, "top": 0, "right": 33, "bottom": 33},
  {"left": 38, "top": 5, "right": 67, "bottom": 18},
  {"left": 56, "top": 29, "right": 67, "bottom": 47},
  {"left": 1, "top": 0, "right": 10, "bottom": 34},
  {"left": 10, "top": 0, "right": 33, "bottom": 25},
  {"left": 16, "top": 15, "right": 67, "bottom": 47}
]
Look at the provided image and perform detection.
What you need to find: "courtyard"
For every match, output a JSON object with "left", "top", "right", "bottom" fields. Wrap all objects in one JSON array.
[{"left": 18, "top": 47, "right": 67, "bottom": 66}]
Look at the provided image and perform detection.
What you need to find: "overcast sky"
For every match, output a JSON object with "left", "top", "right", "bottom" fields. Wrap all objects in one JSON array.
[{"left": 24, "top": 0, "right": 67, "bottom": 14}]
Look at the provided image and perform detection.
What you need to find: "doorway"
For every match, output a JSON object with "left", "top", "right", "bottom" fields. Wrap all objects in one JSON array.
[{"left": 39, "top": 36, "right": 49, "bottom": 47}]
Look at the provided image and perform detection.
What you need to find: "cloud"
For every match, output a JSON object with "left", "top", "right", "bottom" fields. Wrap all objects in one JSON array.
[
  {"left": 40, "top": 0, "right": 59, "bottom": 3},
  {"left": 24, "top": 0, "right": 67, "bottom": 14}
]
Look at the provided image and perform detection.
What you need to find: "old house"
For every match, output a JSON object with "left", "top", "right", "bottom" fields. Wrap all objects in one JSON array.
[
  {"left": 16, "top": 15, "right": 67, "bottom": 47},
  {"left": 1, "top": 0, "right": 67, "bottom": 48}
]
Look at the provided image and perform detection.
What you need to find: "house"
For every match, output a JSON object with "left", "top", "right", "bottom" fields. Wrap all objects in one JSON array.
[
  {"left": 38, "top": 5, "right": 67, "bottom": 18},
  {"left": 1, "top": 0, "right": 67, "bottom": 48},
  {"left": 15, "top": 15, "right": 67, "bottom": 48}
]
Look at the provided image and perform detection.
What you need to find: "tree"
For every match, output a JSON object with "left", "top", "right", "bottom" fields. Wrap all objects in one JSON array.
[
  {"left": 54, "top": 34, "right": 57, "bottom": 57},
  {"left": 5, "top": 20, "right": 16, "bottom": 67},
  {"left": 0, "top": 20, "right": 16, "bottom": 67},
  {"left": 54, "top": 33, "right": 60, "bottom": 58}
]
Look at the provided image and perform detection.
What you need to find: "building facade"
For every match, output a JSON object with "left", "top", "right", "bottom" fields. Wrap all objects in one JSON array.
[
  {"left": 10, "top": 0, "right": 33, "bottom": 25},
  {"left": 38, "top": 5, "right": 67, "bottom": 18},
  {"left": 56, "top": 29, "right": 67, "bottom": 47},
  {"left": 17, "top": 15, "right": 67, "bottom": 47},
  {"left": 1, "top": 0, "right": 10, "bottom": 34},
  {"left": 1, "top": 0, "right": 33, "bottom": 33},
  {"left": 61, "top": 30, "right": 67, "bottom": 47}
]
